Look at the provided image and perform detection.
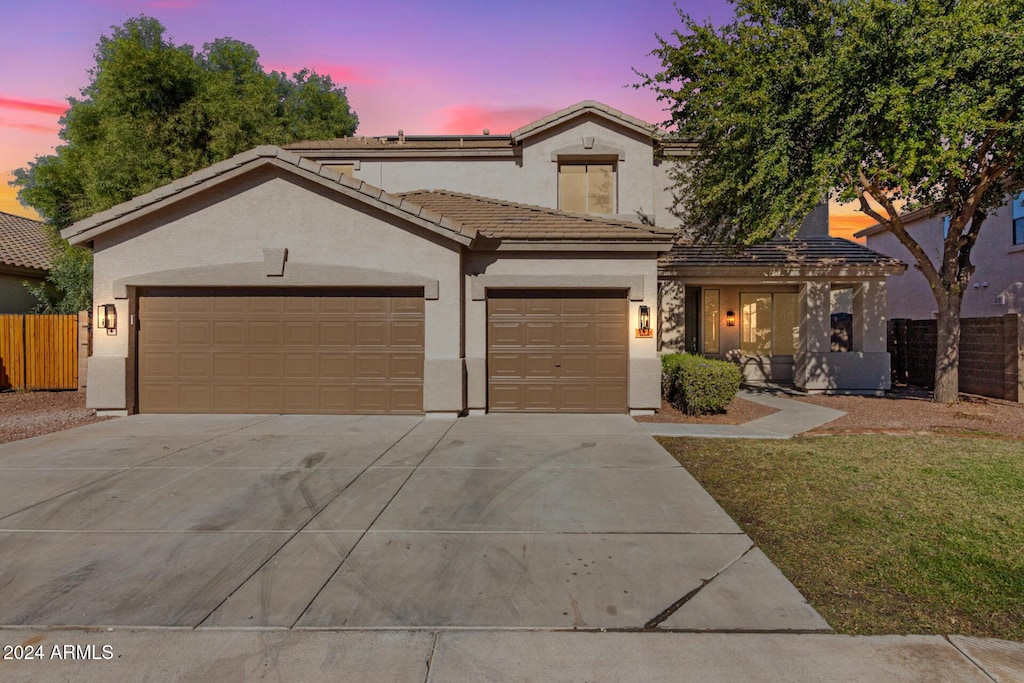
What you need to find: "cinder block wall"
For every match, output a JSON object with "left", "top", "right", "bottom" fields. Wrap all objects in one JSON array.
[{"left": 888, "top": 314, "right": 1022, "bottom": 401}]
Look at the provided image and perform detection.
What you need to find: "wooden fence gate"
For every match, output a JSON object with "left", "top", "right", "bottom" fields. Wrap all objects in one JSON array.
[{"left": 0, "top": 314, "right": 79, "bottom": 390}]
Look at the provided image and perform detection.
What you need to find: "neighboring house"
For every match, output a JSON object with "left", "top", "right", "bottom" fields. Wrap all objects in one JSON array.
[
  {"left": 0, "top": 211, "right": 53, "bottom": 314},
  {"left": 856, "top": 196, "right": 1024, "bottom": 320},
  {"left": 61, "top": 101, "right": 903, "bottom": 416}
]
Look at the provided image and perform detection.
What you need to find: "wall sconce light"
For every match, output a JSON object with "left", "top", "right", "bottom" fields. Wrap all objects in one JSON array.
[
  {"left": 96, "top": 304, "right": 117, "bottom": 334},
  {"left": 636, "top": 304, "right": 653, "bottom": 338},
  {"left": 725, "top": 310, "right": 736, "bottom": 327}
]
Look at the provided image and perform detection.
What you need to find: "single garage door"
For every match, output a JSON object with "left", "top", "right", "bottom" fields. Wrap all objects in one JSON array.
[
  {"left": 487, "top": 290, "right": 628, "bottom": 413},
  {"left": 138, "top": 288, "right": 423, "bottom": 414}
]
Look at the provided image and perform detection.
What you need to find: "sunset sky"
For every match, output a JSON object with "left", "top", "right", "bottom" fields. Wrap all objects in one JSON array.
[{"left": 0, "top": 0, "right": 871, "bottom": 239}]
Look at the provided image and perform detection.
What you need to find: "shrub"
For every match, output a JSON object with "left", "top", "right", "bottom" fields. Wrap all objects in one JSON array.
[{"left": 661, "top": 353, "right": 742, "bottom": 415}]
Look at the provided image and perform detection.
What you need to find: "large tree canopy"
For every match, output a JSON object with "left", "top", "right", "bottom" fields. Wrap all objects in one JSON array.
[
  {"left": 12, "top": 16, "right": 359, "bottom": 312},
  {"left": 640, "top": 0, "right": 1024, "bottom": 402}
]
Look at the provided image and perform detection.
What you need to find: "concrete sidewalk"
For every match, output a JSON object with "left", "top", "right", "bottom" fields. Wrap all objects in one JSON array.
[
  {"left": 1, "top": 629, "right": 1021, "bottom": 682},
  {"left": 641, "top": 388, "right": 846, "bottom": 439}
]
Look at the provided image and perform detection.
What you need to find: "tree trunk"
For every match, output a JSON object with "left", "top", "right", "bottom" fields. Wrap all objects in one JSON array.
[{"left": 933, "top": 290, "right": 963, "bottom": 404}]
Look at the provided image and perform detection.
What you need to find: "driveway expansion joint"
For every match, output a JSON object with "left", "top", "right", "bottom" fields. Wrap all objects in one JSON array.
[
  {"left": 946, "top": 635, "right": 1001, "bottom": 683},
  {"left": 643, "top": 542, "right": 756, "bottom": 630}
]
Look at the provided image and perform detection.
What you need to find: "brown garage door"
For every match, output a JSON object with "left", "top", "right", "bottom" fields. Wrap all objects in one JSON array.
[
  {"left": 138, "top": 288, "right": 423, "bottom": 414},
  {"left": 487, "top": 290, "right": 628, "bottom": 413}
]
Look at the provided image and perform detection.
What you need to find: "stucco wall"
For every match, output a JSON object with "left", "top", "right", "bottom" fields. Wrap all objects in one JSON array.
[
  {"left": 89, "top": 166, "right": 463, "bottom": 413},
  {"left": 0, "top": 272, "right": 43, "bottom": 313},
  {"left": 866, "top": 205, "right": 1024, "bottom": 319},
  {"left": 463, "top": 251, "right": 662, "bottom": 412}
]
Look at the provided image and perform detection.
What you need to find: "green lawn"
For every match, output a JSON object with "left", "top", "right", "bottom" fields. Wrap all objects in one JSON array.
[{"left": 657, "top": 434, "right": 1024, "bottom": 640}]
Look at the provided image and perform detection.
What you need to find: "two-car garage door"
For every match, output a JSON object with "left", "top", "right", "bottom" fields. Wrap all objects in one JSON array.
[{"left": 138, "top": 288, "right": 424, "bottom": 414}]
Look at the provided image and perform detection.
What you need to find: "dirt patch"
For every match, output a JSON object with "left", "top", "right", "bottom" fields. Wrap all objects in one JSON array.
[
  {"left": 795, "top": 389, "right": 1024, "bottom": 438},
  {"left": 635, "top": 397, "right": 778, "bottom": 425},
  {"left": 0, "top": 391, "right": 113, "bottom": 445}
]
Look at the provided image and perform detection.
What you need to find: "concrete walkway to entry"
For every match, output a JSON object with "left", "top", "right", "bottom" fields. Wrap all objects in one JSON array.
[{"left": 641, "top": 388, "right": 846, "bottom": 439}]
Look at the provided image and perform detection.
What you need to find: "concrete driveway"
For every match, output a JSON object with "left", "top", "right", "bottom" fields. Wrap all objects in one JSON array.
[{"left": 0, "top": 413, "right": 828, "bottom": 631}]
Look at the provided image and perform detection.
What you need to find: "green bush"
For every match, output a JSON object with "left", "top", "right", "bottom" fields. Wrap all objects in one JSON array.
[{"left": 661, "top": 353, "right": 742, "bottom": 415}]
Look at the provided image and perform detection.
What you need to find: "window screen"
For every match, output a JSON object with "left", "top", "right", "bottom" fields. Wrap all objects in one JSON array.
[{"left": 558, "top": 163, "right": 615, "bottom": 214}]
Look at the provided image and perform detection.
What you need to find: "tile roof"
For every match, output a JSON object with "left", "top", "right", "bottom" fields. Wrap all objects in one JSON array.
[
  {"left": 660, "top": 237, "right": 906, "bottom": 271},
  {"left": 284, "top": 137, "right": 512, "bottom": 151},
  {"left": 0, "top": 211, "right": 53, "bottom": 272},
  {"left": 396, "top": 190, "right": 675, "bottom": 243}
]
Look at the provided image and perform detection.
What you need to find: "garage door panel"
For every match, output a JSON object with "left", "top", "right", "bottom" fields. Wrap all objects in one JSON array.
[
  {"left": 559, "top": 353, "right": 593, "bottom": 378},
  {"left": 214, "top": 384, "right": 248, "bottom": 412},
  {"left": 355, "top": 297, "right": 388, "bottom": 315},
  {"left": 524, "top": 353, "right": 557, "bottom": 378},
  {"left": 391, "top": 321, "right": 423, "bottom": 346},
  {"left": 319, "top": 385, "right": 355, "bottom": 412},
  {"left": 144, "top": 321, "right": 177, "bottom": 345},
  {"left": 143, "top": 353, "right": 178, "bottom": 379},
  {"left": 213, "top": 321, "right": 245, "bottom": 346},
  {"left": 487, "top": 291, "right": 627, "bottom": 413},
  {"left": 139, "top": 289, "right": 423, "bottom": 414},
  {"left": 250, "top": 385, "right": 285, "bottom": 411},
  {"left": 594, "top": 353, "right": 627, "bottom": 379},
  {"left": 523, "top": 384, "right": 557, "bottom": 410},
  {"left": 320, "top": 353, "right": 354, "bottom": 378},
  {"left": 488, "top": 322, "right": 522, "bottom": 347},
  {"left": 559, "top": 322, "right": 591, "bottom": 347},
  {"left": 213, "top": 354, "right": 246, "bottom": 379},
  {"left": 355, "top": 321, "right": 387, "bottom": 346},
  {"left": 354, "top": 386, "right": 387, "bottom": 412},
  {"left": 525, "top": 322, "right": 556, "bottom": 347},
  {"left": 354, "top": 354, "right": 387, "bottom": 379},
  {"left": 179, "top": 353, "right": 213, "bottom": 378},
  {"left": 249, "top": 322, "right": 281, "bottom": 346},
  {"left": 180, "top": 384, "right": 213, "bottom": 412},
  {"left": 559, "top": 384, "right": 594, "bottom": 411},
  {"left": 391, "top": 297, "right": 425, "bottom": 315},
  {"left": 284, "top": 321, "right": 317, "bottom": 346},
  {"left": 319, "top": 321, "right": 352, "bottom": 346},
  {"left": 179, "top": 322, "right": 212, "bottom": 345},
  {"left": 284, "top": 354, "right": 317, "bottom": 378},
  {"left": 249, "top": 354, "right": 282, "bottom": 378},
  {"left": 390, "top": 355, "right": 423, "bottom": 379}
]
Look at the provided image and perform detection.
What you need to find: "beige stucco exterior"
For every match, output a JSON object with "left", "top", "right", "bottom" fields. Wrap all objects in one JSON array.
[
  {"left": 861, "top": 202, "right": 1024, "bottom": 320},
  {"left": 78, "top": 155, "right": 664, "bottom": 415}
]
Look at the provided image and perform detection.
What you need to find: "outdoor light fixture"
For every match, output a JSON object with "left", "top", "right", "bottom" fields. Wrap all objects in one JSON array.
[
  {"left": 725, "top": 310, "right": 736, "bottom": 327},
  {"left": 97, "top": 304, "right": 117, "bottom": 333},
  {"left": 636, "top": 305, "right": 653, "bottom": 338}
]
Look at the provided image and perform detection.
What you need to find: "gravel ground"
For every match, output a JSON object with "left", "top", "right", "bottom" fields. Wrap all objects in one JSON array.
[
  {"left": 635, "top": 397, "right": 778, "bottom": 425},
  {"left": 636, "top": 386, "right": 1024, "bottom": 438},
  {"left": 796, "top": 389, "right": 1024, "bottom": 438},
  {"left": 0, "top": 391, "right": 112, "bottom": 445}
]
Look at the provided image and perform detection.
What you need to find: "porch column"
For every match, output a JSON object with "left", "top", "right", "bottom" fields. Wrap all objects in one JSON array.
[
  {"left": 854, "top": 280, "right": 887, "bottom": 353},
  {"left": 794, "top": 281, "right": 831, "bottom": 389}
]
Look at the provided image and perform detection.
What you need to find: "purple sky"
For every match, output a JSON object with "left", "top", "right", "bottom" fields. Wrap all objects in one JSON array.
[{"left": 0, "top": 0, "right": 869, "bottom": 237}]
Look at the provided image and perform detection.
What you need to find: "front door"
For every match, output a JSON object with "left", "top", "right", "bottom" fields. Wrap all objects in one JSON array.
[{"left": 683, "top": 286, "right": 701, "bottom": 354}]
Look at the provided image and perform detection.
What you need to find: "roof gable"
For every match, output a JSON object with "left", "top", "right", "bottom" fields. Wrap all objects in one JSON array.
[
  {"left": 0, "top": 211, "right": 53, "bottom": 272},
  {"left": 60, "top": 147, "right": 477, "bottom": 248},
  {"left": 510, "top": 101, "right": 660, "bottom": 144}
]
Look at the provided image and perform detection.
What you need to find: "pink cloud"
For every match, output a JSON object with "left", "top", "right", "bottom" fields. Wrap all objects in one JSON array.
[
  {"left": 0, "top": 97, "right": 67, "bottom": 117},
  {"left": 0, "top": 118, "right": 60, "bottom": 135},
  {"left": 433, "top": 105, "right": 552, "bottom": 135},
  {"left": 264, "top": 62, "right": 378, "bottom": 86}
]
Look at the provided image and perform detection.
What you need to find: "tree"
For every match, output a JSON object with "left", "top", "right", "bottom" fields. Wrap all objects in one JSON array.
[
  {"left": 12, "top": 15, "right": 359, "bottom": 312},
  {"left": 639, "top": 0, "right": 1024, "bottom": 403}
]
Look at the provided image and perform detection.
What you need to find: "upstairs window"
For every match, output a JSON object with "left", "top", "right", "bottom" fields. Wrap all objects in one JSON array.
[
  {"left": 558, "top": 163, "right": 615, "bottom": 214},
  {"left": 1014, "top": 193, "right": 1024, "bottom": 246}
]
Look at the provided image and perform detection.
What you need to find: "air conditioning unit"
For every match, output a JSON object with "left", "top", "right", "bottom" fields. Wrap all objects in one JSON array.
[{"left": 993, "top": 294, "right": 1007, "bottom": 306}]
